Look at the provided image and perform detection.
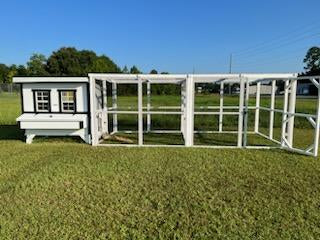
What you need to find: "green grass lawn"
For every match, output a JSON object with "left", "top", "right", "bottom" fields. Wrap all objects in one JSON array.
[{"left": 0, "top": 93, "right": 320, "bottom": 239}]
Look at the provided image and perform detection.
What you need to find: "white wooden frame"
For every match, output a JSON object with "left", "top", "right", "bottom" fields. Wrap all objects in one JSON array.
[{"left": 88, "top": 73, "right": 320, "bottom": 157}]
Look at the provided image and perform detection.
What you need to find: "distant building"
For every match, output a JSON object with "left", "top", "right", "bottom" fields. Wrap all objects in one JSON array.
[
  {"left": 297, "top": 82, "right": 313, "bottom": 95},
  {"left": 248, "top": 85, "right": 278, "bottom": 95}
]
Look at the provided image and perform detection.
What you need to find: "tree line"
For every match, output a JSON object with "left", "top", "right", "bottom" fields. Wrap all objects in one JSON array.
[
  {"left": 0, "top": 46, "right": 319, "bottom": 95},
  {"left": 0, "top": 47, "right": 177, "bottom": 95},
  {"left": 0, "top": 47, "right": 169, "bottom": 83}
]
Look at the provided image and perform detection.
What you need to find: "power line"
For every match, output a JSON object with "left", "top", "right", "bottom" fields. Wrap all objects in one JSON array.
[
  {"left": 229, "top": 54, "right": 233, "bottom": 73},
  {"left": 233, "top": 21, "right": 320, "bottom": 57},
  {"left": 233, "top": 53, "right": 308, "bottom": 72},
  {"left": 233, "top": 44, "right": 316, "bottom": 67},
  {"left": 235, "top": 32, "right": 320, "bottom": 59},
  {"left": 232, "top": 42, "right": 320, "bottom": 71},
  {"left": 233, "top": 53, "right": 304, "bottom": 69}
]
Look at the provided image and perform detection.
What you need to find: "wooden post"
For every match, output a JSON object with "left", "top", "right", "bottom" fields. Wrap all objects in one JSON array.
[
  {"left": 313, "top": 78, "right": 320, "bottom": 156},
  {"left": 102, "top": 81, "right": 109, "bottom": 134},
  {"left": 243, "top": 78, "right": 249, "bottom": 147},
  {"left": 254, "top": 82, "right": 261, "bottom": 133},
  {"left": 287, "top": 79, "right": 297, "bottom": 147},
  {"left": 185, "top": 75, "right": 194, "bottom": 146},
  {"left": 219, "top": 82, "right": 224, "bottom": 132},
  {"left": 269, "top": 80, "right": 276, "bottom": 139},
  {"left": 180, "top": 80, "right": 186, "bottom": 135},
  {"left": 237, "top": 77, "right": 245, "bottom": 147},
  {"left": 147, "top": 81, "right": 151, "bottom": 132},
  {"left": 112, "top": 82, "right": 118, "bottom": 133},
  {"left": 138, "top": 77, "right": 143, "bottom": 145},
  {"left": 89, "top": 76, "right": 98, "bottom": 145},
  {"left": 281, "top": 80, "right": 289, "bottom": 147}
]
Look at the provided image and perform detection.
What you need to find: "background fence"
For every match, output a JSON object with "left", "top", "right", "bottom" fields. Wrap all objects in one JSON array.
[{"left": 0, "top": 83, "right": 20, "bottom": 94}]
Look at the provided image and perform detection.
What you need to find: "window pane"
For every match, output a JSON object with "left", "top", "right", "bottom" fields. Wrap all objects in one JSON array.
[
  {"left": 35, "top": 91, "right": 49, "bottom": 112},
  {"left": 61, "top": 91, "right": 75, "bottom": 112}
]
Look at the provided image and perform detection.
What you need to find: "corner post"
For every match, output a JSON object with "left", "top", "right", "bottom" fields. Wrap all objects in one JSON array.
[
  {"left": 313, "top": 78, "right": 320, "bottom": 156},
  {"left": 89, "top": 76, "right": 98, "bottom": 145},
  {"left": 254, "top": 82, "right": 261, "bottom": 133},
  {"left": 185, "top": 75, "right": 194, "bottom": 146}
]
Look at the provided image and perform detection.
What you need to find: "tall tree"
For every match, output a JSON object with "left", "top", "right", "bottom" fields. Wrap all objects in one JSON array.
[
  {"left": 7, "top": 65, "right": 18, "bottom": 83},
  {"left": 27, "top": 54, "right": 48, "bottom": 76},
  {"left": 150, "top": 69, "right": 158, "bottom": 74},
  {"left": 303, "top": 46, "right": 320, "bottom": 75},
  {"left": 0, "top": 64, "right": 9, "bottom": 83},
  {"left": 89, "top": 56, "right": 120, "bottom": 73},
  {"left": 16, "top": 65, "right": 28, "bottom": 76},
  {"left": 122, "top": 65, "right": 129, "bottom": 73},
  {"left": 46, "top": 47, "right": 83, "bottom": 76},
  {"left": 130, "top": 65, "right": 141, "bottom": 74},
  {"left": 46, "top": 47, "right": 121, "bottom": 76}
]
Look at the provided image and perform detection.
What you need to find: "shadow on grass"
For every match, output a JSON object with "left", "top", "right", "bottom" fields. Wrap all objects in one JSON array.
[
  {"left": 0, "top": 125, "right": 83, "bottom": 143},
  {"left": 0, "top": 125, "right": 24, "bottom": 141}
]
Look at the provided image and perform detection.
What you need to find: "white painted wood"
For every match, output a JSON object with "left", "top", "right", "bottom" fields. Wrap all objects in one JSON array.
[
  {"left": 108, "top": 110, "right": 182, "bottom": 115},
  {"left": 138, "top": 77, "right": 143, "bottom": 145},
  {"left": 194, "top": 111, "right": 239, "bottom": 115},
  {"left": 15, "top": 74, "right": 320, "bottom": 157},
  {"left": 254, "top": 82, "right": 261, "bottom": 133},
  {"left": 281, "top": 80, "right": 289, "bottom": 147},
  {"left": 90, "top": 76, "right": 98, "bottom": 145},
  {"left": 243, "top": 78, "right": 250, "bottom": 147},
  {"left": 21, "top": 122, "right": 80, "bottom": 129},
  {"left": 219, "top": 82, "right": 224, "bottom": 132},
  {"left": 313, "top": 79, "right": 320, "bottom": 156},
  {"left": 287, "top": 79, "right": 297, "bottom": 146},
  {"left": 310, "top": 78, "right": 320, "bottom": 89},
  {"left": 26, "top": 134, "right": 35, "bottom": 144},
  {"left": 102, "top": 81, "right": 109, "bottom": 134},
  {"left": 269, "top": 80, "right": 276, "bottom": 139},
  {"left": 21, "top": 83, "right": 88, "bottom": 112},
  {"left": 180, "top": 80, "right": 185, "bottom": 135},
  {"left": 112, "top": 82, "right": 118, "bottom": 133},
  {"left": 147, "top": 81, "right": 151, "bottom": 132},
  {"left": 16, "top": 113, "right": 88, "bottom": 122},
  {"left": 237, "top": 77, "right": 245, "bottom": 147},
  {"left": 307, "top": 117, "right": 316, "bottom": 128},
  {"left": 13, "top": 77, "right": 88, "bottom": 83},
  {"left": 25, "top": 128, "right": 89, "bottom": 143},
  {"left": 185, "top": 75, "right": 194, "bottom": 146}
]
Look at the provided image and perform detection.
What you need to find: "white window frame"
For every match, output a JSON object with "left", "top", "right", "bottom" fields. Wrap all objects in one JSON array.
[
  {"left": 60, "top": 90, "right": 76, "bottom": 113},
  {"left": 34, "top": 90, "right": 50, "bottom": 112}
]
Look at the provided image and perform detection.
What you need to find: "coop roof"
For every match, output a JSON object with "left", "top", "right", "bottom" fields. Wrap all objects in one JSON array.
[{"left": 13, "top": 77, "right": 89, "bottom": 83}]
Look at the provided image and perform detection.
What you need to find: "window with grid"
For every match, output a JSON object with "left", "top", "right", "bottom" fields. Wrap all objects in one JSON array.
[
  {"left": 60, "top": 91, "right": 76, "bottom": 112},
  {"left": 35, "top": 91, "right": 50, "bottom": 112}
]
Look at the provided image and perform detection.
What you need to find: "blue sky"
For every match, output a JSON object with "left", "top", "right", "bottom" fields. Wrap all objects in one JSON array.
[{"left": 1, "top": 0, "right": 319, "bottom": 73}]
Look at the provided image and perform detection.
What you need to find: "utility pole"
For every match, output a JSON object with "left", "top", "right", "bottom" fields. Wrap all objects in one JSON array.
[
  {"left": 229, "top": 53, "right": 233, "bottom": 73},
  {"left": 228, "top": 54, "right": 233, "bottom": 94}
]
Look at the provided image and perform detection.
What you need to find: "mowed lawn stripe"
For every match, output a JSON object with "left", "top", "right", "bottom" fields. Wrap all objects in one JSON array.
[{"left": 0, "top": 142, "right": 320, "bottom": 238}]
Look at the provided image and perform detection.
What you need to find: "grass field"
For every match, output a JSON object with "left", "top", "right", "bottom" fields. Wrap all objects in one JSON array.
[{"left": 0, "top": 93, "right": 320, "bottom": 239}]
